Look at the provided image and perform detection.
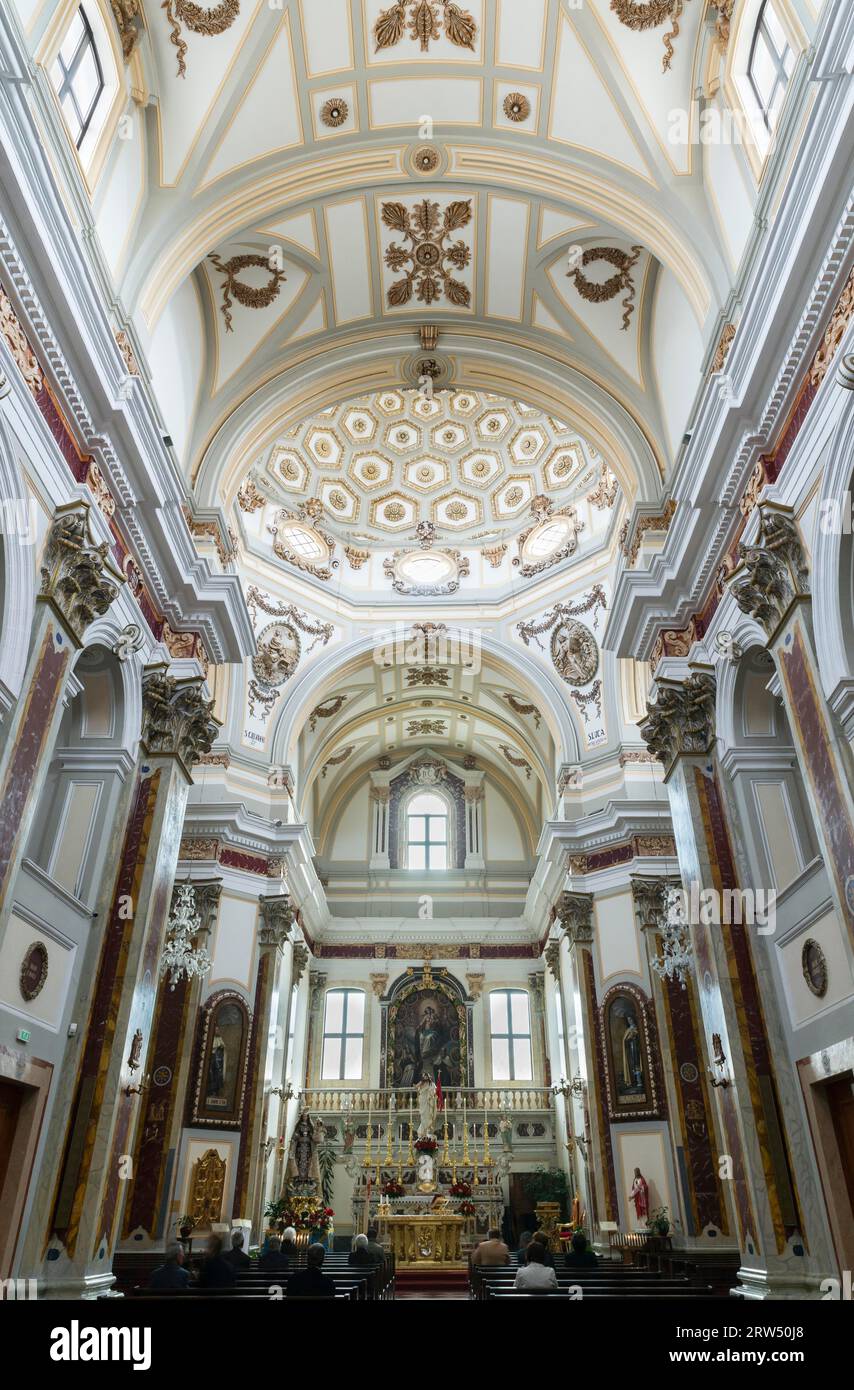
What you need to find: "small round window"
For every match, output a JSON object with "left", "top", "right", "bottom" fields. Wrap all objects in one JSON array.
[{"left": 521, "top": 515, "right": 574, "bottom": 563}]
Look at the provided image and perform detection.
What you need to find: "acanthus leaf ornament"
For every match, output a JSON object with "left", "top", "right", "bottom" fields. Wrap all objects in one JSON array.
[
  {"left": 610, "top": 0, "right": 689, "bottom": 72},
  {"left": 374, "top": 1, "right": 477, "bottom": 54},
  {"left": 567, "top": 245, "right": 643, "bottom": 330},
  {"left": 208, "top": 253, "right": 286, "bottom": 333},
  {"left": 162, "top": 0, "right": 241, "bottom": 79},
  {"left": 729, "top": 503, "right": 810, "bottom": 640},
  {"left": 382, "top": 198, "right": 472, "bottom": 309},
  {"left": 40, "top": 503, "right": 123, "bottom": 644},
  {"left": 141, "top": 667, "right": 219, "bottom": 774},
  {"left": 640, "top": 673, "right": 716, "bottom": 774}
]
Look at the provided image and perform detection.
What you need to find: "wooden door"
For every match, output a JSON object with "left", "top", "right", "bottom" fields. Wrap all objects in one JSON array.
[
  {"left": 0, "top": 1081, "right": 22, "bottom": 1200},
  {"left": 826, "top": 1073, "right": 854, "bottom": 1220}
]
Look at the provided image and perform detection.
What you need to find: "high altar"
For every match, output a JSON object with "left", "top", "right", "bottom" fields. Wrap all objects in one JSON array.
[{"left": 381, "top": 1211, "right": 465, "bottom": 1268}]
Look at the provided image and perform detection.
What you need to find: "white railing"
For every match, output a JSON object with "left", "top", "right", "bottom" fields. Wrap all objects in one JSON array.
[{"left": 299, "top": 1086, "right": 553, "bottom": 1113}]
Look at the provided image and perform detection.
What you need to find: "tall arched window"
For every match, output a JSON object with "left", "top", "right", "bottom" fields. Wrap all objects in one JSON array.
[
  {"left": 405, "top": 791, "right": 449, "bottom": 869},
  {"left": 489, "top": 990, "right": 533, "bottom": 1082},
  {"left": 748, "top": 0, "right": 794, "bottom": 134},
  {"left": 321, "top": 989, "right": 365, "bottom": 1080},
  {"left": 50, "top": 7, "right": 105, "bottom": 149}
]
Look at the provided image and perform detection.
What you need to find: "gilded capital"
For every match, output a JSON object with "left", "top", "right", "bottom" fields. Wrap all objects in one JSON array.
[
  {"left": 630, "top": 876, "right": 677, "bottom": 932},
  {"left": 141, "top": 666, "right": 219, "bottom": 774},
  {"left": 640, "top": 672, "right": 716, "bottom": 773},
  {"left": 189, "top": 880, "right": 222, "bottom": 935},
  {"left": 729, "top": 503, "right": 810, "bottom": 640},
  {"left": 258, "top": 894, "right": 294, "bottom": 950},
  {"left": 555, "top": 890, "right": 594, "bottom": 945},
  {"left": 39, "top": 503, "right": 123, "bottom": 644}
]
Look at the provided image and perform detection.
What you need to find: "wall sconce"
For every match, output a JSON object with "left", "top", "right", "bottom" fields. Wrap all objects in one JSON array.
[{"left": 125, "top": 1073, "right": 149, "bottom": 1098}]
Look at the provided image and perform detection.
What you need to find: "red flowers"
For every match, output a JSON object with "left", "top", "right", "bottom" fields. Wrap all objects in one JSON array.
[
  {"left": 414, "top": 1137, "right": 438, "bottom": 1152},
  {"left": 449, "top": 1181, "right": 472, "bottom": 1197},
  {"left": 458, "top": 1201, "right": 476, "bottom": 1216},
  {"left": 382, "top": 1181, "right": 405, "bottom": 1197}
]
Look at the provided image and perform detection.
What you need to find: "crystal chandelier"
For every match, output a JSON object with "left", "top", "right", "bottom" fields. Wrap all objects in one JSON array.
[
  {"left": 160, "top": 882, "right": 212, "bottom": 990},
  {"left": 650, "top": 887, "right": 693, "bottom": 989}
]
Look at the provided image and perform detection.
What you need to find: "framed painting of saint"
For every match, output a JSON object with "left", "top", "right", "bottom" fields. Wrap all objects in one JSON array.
[
  {"left": 188, "top": 990, "right": 253, "bottom": 1128},
  {"left": 381, "top": 969, "right": 472, "bottom": 1090},
  {"left": 599, "top": 984, "right": 664, "bottom": 1122}
]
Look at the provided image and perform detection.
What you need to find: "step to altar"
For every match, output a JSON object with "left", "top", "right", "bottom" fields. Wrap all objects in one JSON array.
[{"left": 395, "top": 1268, "right": 469, "bottom": 1296}]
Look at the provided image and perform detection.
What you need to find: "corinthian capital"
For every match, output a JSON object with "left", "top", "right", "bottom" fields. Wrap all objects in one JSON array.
[
  {"left": 640, "top": 672, "right": 716, "bottom": 773},
  {"left": 555, "top": 890, "right": 594, "bottom": 945},
  {"left": 39, "top": 502, "right": 123, "bottom": 643},
  {"left": 141, "top": 665, "right": 219, "bottom": 774},
  {"left": 291, "top": 944, "right": 310, "bottom": 987},
  {"left": 729, "top": 503, "right": 810, "bottom": 640},
  {"left": 258, "top": 894, "right": 294, "bottom": 950},
  {"left": 631, "top": 876, "right": 677, "bottom": 932},
  {"left": 544, "top": 940, "right": 561, "bottom": 981}
]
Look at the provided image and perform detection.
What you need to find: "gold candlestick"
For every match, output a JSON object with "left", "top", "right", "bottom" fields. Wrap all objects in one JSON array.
[
  {"left": 462, "top": 1111, "right": 470, "bottom": 1166},
  {"left": 407, "top": 1096, "right": 415, "bottom": 1165},
  {"left": 385, "top": 1108, "right": 394, "bottom": 1165},
  {"left": 442, "top": 1106, "right": 450, "bottom": 1165},
  {"left": 483, "top": 1108, "right": 492, "bottom": 1167},
  {"left": 364, "top": 1100, "right": 373, "bottom": 1168}
]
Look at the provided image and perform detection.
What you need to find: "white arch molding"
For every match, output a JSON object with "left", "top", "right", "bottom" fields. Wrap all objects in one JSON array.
[
  {"left": 813, "top": 374, "right": 854, "bottom": 730},
  {"left": 270, "top": 630, "right": 582, "bottom": 793},
  {"left": 0, "top": 410, "right": 36, "bottom": 718}
]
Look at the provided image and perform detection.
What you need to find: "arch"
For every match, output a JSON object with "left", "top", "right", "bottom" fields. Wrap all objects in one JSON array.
[
  {"left": 0, "top": 413, "right": 36, "bottom": 715},
  {"left": 270, "top": 630, "right": 581, "bottom": 787},
  {"left": 192, "top": 332, "right": 664, "bottom": 506},
  {"left": 812, "top": 383, "right": 854, "bottom": 712}
]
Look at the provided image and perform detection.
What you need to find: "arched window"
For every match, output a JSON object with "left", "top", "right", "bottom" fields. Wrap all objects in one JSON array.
[
  {"left": 489, "top": 990, "right": 533, "bottom": 1082},
  {"left": 747, "top": 0, "right": 794, "bottom": 134},
  {"left": 50, "top": 7, "right": 105, "bottom": 149},
  {"left": 405, "top": 791, "right": 448, "bottom": 870},
  {"left": 321, "top": 988, "right": 365, "bottom": 1080}
]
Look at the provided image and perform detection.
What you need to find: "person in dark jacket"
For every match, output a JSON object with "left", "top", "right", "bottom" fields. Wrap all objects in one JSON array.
[
  {"left": 149, "top": 1241, "right": 190, "bottom": 1292},
  {"left": 223, "top": 1229, "right": 251, "bottom": 1272},
  {"left": 564, "top": 1233, "right": 598, "bottom": 1269},
  {"left": 287, "top": 1243, "right": 335, "bottom": 1298},
  {"left": 198, "top": 1233, "right": 236, "bottom": 1288},
  {"left": 258, "top": 1235, "right": 290, "bottom": 1273},
  {"left": 349, "top": 1233, "right": 378, "bottom": 1266},
  {"left": 280, "top": 1226, "right": 299, "bottom": 1262},
  {"left": 365, "top": 1227, "right": 385, "bottom": 1262},
  {"left": 529, "top": 1232, "right": 555, "bottom": 1268}
]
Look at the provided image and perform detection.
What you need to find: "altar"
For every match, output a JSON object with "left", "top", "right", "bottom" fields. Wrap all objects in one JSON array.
[{"left": 382, "top": 1212, "right": 465, "bottom": 1268}]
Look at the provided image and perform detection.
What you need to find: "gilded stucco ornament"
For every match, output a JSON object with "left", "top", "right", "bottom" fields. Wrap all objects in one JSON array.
[
  {"left": 320, "top": 97, "right": 349, "bottom": 128},
  {"left": 208, "top": 253, "right": 286, "bottom": 333},
  {"left": 258, "top": 896, "right": 295, "bottom": 951},
  {"left": 39, "top": 504, "right": 123, "bottom": 644},
  {"left": 163, "top": 0, "right": 240, "bottom": 78},
  {"left": 567, "top": 245, "right": 643, "bottom": 330},
  {"left": 110, "top": 1, "right": 144, "bottom": 59},
  {"left": 554, "top": 891, "right": 594, "bottom": 945},
  {"left": 517, "top": 590, "right": 605, "bottom": 686},
  {"left": 141, "top": 667, "right": 219, "bottom": 773},
  {"left": 610, "top": 0, "right": 688, "bottom": 72},
  {"left": 503, "top": 92, "right": 531, "bottom": 123},
  {"left": 374, "top": 1, "right": 477, "bottom": 54},
  {"left": 382, "top": 199, "right": 472, "bottom": 308},
  {"left": 640, "top": 673, "right": 717, "bottom": 773},
  {"left": 729, "top": 504, "right": 810, "bottom": 639}
]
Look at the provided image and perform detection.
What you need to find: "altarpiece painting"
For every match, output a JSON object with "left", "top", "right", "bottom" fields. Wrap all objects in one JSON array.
[{"left": 381, "top": 968, "right": 473, "bottom": 1089}]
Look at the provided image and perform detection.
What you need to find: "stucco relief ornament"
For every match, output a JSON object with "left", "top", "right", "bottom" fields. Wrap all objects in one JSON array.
[
  {"left": 141, "top": 668, "right": 219, "bottom": 772},
  {"left": 499, "top": 744, "right": 532, "bottom": 779},
  {"left": 729, "top": 505, "right": 810, "bottom": 640},
  {"left": 163, "top": 0, "right": 241, "bottom": 78},
  {"left": 208, "top": 253, "right": 286, "bottom": 333},
  {"left": 567, "top": 245, "right": 643, "bottom": 330},
  {"left": 382, "top": 199, "right": 472, "bottom": 308},
  {"left": 269, "top": 499, "right": 339, "bottom": 581},
  {"left": 610, "top": 0, "right": 688, "bottom": 72},
  {"left": 110, "top": 1, "right": 144, "bottom": 59},
  {"left": 236, "top": 476, "right": 266, "bottom": 513},
  {"left": 40, "top": 505, "right": 123, "bottom": 643},
  {"left": 374, "top": 0, "right": 477, "bottom": 53},
  {"left": 513, "top": 495, "right": 585, "bottom": 578},
  {"left": 411, "top": 757, "right": 448, "bottom": 787},
  {"left": 517, "top": 600, "right": 601, "bottom": 688},
  {"left": 640, "top": 673, "right": 716, "bottom": 772}
]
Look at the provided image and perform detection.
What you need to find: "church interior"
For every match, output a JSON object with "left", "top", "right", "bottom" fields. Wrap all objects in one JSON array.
[{"left": 0, "top": 0, "right": 853, "bottom": 1327}]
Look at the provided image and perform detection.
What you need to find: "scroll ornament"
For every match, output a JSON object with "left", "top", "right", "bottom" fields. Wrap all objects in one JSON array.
[
  {"left": 163, "top": 0, "right": 240, "bottom": 78},
  {"left": 567, "top": 245, "right": 643, "bottom": 330},
  {"left": 382, "top": 199, "right": 472, "bottom": 308},
  {"left": 209, "top": 253, "right": 286, "bottom": 333}
]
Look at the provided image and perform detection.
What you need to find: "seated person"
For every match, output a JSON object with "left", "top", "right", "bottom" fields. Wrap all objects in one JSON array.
[
  {"left": 148, "top": 1241, "right": 190, "bottom": 1292},
  {"left": 365, "top": 1226, "right": 385, "bottom": 1262},
  {"left": 471, "top": 1229, "right": 511, "bottom": 1267},
  {"left": 529, "top": 1231, "right": 555, "bottom": 1267},
  {"left": 513, "top": 1241, "right": 558, "bottom": 1292},
  {"left": 564, "top": 1233, "right": 598, "bottom": 1269},
  {"left": 223, "top": 1229, "right": 251, "bottom": 1272},
  {"left": 287, "top": 1243, "right": 335, "bottom": 1298},
  {"left": 349, "top": 1233, "right": 378, "bottom": 1266},
  {"left": 516, "top": 1230, "right": 534, "bottom": 1264},
  {"left": 258, "top": 1235, "right": 290, "bottom": 1272},
  {"left": 280, "top": 1226, "right": 299, "bottom": 1262},
  {"left": 197, "top": 1234, "right": 236, "bottom": 1289}
]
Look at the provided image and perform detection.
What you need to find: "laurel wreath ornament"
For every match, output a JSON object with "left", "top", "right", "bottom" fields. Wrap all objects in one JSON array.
[
  {"left": 208, "top": 253, "right": 286, "bottom": 332},
  {"left": 567, "top": 245, "right": 644, "bottom": 331},
  {"left": 162, "top": 0, "right": 240, "bottom": 78},
  {"left": 610, "top": 0, "right": 688, "bottom": 72}
]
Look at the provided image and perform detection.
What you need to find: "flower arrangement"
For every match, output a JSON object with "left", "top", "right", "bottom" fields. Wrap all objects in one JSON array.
[
  {"left": 382, "top": 1180, "right": 405, "bottom": 1197},
  {"left": 458, "top": 1200, "right": 476, "bottom": 1217},
  {"left": 449, "top": 1181, "right": 472, "bottom": 1197},
  {"left": 414, "top": 1136, "right": 438, "bottom": 1153},
  {"left": 274, "top": 1205, "right": 334, "bottom": 1234},
  {"left": 645, "top": 1205, "right": 674, "bottom": 1237},
  {"left": 177, "top": 1214, "right": 196, "bottom": 1238}
]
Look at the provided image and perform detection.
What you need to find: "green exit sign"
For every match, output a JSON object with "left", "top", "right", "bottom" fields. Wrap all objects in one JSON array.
[{"left": 16, "top": 1029, "right": 30, "bottom": 1044}]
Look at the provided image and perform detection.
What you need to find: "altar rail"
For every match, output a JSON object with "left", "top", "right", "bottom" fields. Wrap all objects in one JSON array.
[{"left": 301, "top": 1087, "right": 554, "bottom": 1113}]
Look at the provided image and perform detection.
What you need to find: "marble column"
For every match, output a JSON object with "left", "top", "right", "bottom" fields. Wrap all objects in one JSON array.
[
  {"left": 369, "top": 785, "right": 390, "bottom": 868},
  {"left": 235, "top": 895, "right": 294, "bottom": 1229},
  {"left": 554, "top": 891, "right": 617, "bottom": 1231},
  {"left": 0, "top": 502, "right": 122, "bottom": 935},
  {"left": 464, "top": 784, "right": 485, "bottom": 868},
  {"left": 641, "top": 669, "right": 836, "bottom": 1296},
  {"left": 273, "top": 943, "right": 309, "bottom": 1196},
  {"left": 631, "top": 876, "right": 729, "bottom": 1243},
  {"left": 730, "top": 501, "right": 854, "bottom": 952},
  {"left": 304, "top": 969, "right": 328, "bottom": 1092},
  {"left": 119, "top": 879, "right": 222, "bottom": 1246},
  {"left": 40, "top": 664, "right": 218, "bottom": 1296}
]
